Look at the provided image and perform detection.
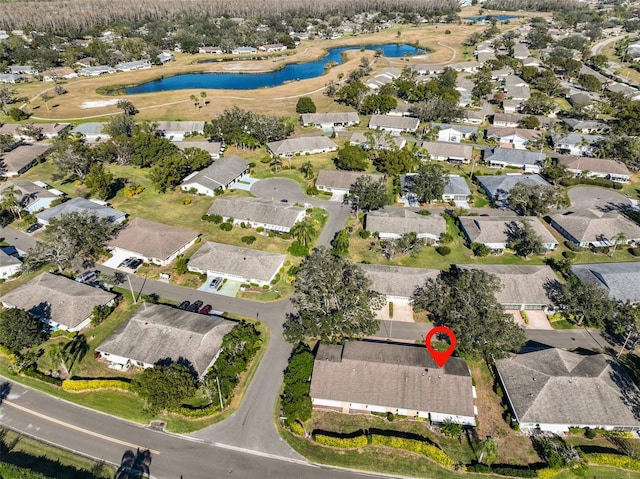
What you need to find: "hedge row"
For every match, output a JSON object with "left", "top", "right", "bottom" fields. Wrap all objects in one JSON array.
[
  {"left": 314, "top": 434, "right": 368, "bottom": 448},
  {"left": 370, "top": 435, "right": 454, "bottom": 468},
  {"left": 536, "top": 468, "right": 560, "bottom": 479},
  {"left": 61, "top": 379, "right": 132, "bottom": 392},
  {"left": 588, "top": 453, "right": 640, "bottom": 471},
  {"left": 172, "top": 403, "right": 220, "bottom": 418},
  {"left": 559, "top": 177, "right": 623, "bottom": 190},
  {"left": 21, "top": 367, "right": 62, "bottom": 386}
]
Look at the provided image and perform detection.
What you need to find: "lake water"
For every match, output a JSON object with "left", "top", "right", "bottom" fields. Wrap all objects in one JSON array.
[
  {"left": 126, "top": 43, "right": 425, "bottom": 93},
  {"left": 464, "top": 15, "right": 519, "bottom": 22}
]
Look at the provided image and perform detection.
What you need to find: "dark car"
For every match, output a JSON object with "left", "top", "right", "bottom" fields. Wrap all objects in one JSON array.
[
  {"left": 128, "top": 258, "right": 143, "bottom": 270},
  {"left": 280, "top": 199, "right": 289, "bottom": 203},
  {"left": 199, "top": 304, "right": 213, "bottom": 315},
  {"left": 119, "top": 257, "right": 134, "bottom": 268},
  {"left": 190, "top": 300, "right": 204, "bottom": 312},
  {"left": 26, "top": 223, "right": 42, "bottom": 234},
  {"left": 178, "top": 300, "right": 190, "bottom": 310}
]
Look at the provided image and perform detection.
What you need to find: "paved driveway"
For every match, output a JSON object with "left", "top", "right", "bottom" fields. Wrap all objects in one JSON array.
[
  {"left": 508, "top": 310, "right": 553, "bottom": 330},
  {"left": 567, "top": 186, "right": 631, "bottom": 212},
  {"left": 375, "top": 301, "right": 414, "bottom": 322}
]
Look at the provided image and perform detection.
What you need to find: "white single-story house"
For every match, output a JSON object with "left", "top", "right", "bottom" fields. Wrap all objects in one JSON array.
[
  {"left": 231, "top": 46, "right": 258, "bottom": 55},
  {"left": 78, "top": 65, "right": 116, "bottom": 76},
  {"left": 0, "top": 123, "right": 70, "bottom": 140},
  {"left": 476, "top": 174, "right": 551, "bottom": 203},
  {"left": 267, "top": 136, "right": 338, "bottom": 157},
  {"left": 0, "top": 180, "right": 61, "bottom": 213},
  {"left": 70, "top": 122, "right": 110, "bottom": 143},
  {"left": 97, "top": 303, "right": 236, "bottom": 378},
  {"left": 108, "top": 218, "right": 199, "bottom": 266},
  {"left": 553, "top": 133, "right": 603, "bottom": 157},
  {"left": 315, "top": 170, "right": 384, "bottom": 195},
  {"left": 0, "top": 272, "right": 116, "bottom": 331},
  {"left": 483, "top": 148, "right": 547, "bottom": 173},
  {"left": 495, "top": 349, "right": 640, "bottom": 433},
  {"left": 369, "top": 115, "right": 419, "bottom": 133},
  {"left": 311, "top": 341, "right": 477, "bottom": 425},
  {"left": 188, "top": 241, "right": 285, "bottom": 287},
  {"left": 259, "top": 43, "right": 287, "bottom": 52},
  {"left": 486, "top": 127, "right": 541, "bottom": 150},
  {"left": 181, "top": 155, "right": 249, "bottom": 195},
  {"left": 459, "top": 216, "right": 558, "bottom": 253},
  {"left": 155, "top": 121, "right": 206, "bottom": 141},
  {"left": 442, "top": 175, "right": 472, "bottom": 201},
  {"left": 0, "top": 249, "right": 21, "bottom": 279},
  {"left": 199, "top": 46, "right": 223, "bottom": 54},
  {"left": 365, "top": 207, "right": 447, "bottom": 243},
  {"left": 360, "top": 264, "right": 438, "bottom": 303},
  {"left": 115, "top": 60, "right": 151, "bottom": 72},
  {"left": 207, "top": 197, "right": 305, "bottom": 233},
  {"left": 431, "top": 123, "right": 477, "bottom": 143},
  {"left": 41, "top": 67, "right": 78, "bottom": 81},
  {"left": 0, "top": 74, "right": 21, "bottom": 84},
  {"left": 556, "top": 155, "right": 630, "bottom": 183},
  {"left": 36, "top": 197, "right": 127, "bottom": 226},
  {"left": 300, "top": 112, "right": 360, "bottom": 129},
  {"left": 550, "top": 209, "right": 640, "bottom": 248},
  {"left": 174, "top": 141, "right": 222, "bottom": 159},
  {"left": 0, "top": 144, "right": 52, "bottom": 177},
  {"left": 420, "top": 141, "right": 473, "bottom": 163}
]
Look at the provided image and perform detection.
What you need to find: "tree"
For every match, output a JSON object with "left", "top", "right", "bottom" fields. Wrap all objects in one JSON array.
[
  {"left": 609, "top": 301, "right": 640, "bottom": 352},
  {"left": 608, "top": 232, "right": 627, "bottom": 257},
  {"left": 116, "top": 99, "right": 137, "bottom": 116},
  {"left": 409, "top": 98, "right": 464, "bottom": 123},
  {"left": 0, "top": 185, "right": 23, "bottom": 220},
  {"left": 84, "top": 163, "right": 115, "bottom": 200},
  {"left": 407, "top": 163, "right": 446, "bottom": 203},
  {"left": 295, "top": 97, "right": 316, "bottom": 114},
  {"left": 131, "top": 132, "right": 178, "bottom": 168},
  {"left": 550, "top": 276, "right": 617, "bottom": 327},
  {"left": 521, "top": 92, "right": 555, "bottom": 115},
  {"left": 300, "top": 161, "right": 313, "bottom": 179},
  {"left": 149, "top": 149, "right": 210, "bottom": 193},
  {"left": 534, "top": 70, "right": 565, "bottom": 97},
  {"left": 541, "top": 158, "right": 570, "bottom": 186},
  {"left": 281, "top": 344, "right": 314, "bottom": 426},
  {"left": 335, "top": 81, "right": 368, "bottom": 109},
  {"left": 348, "top": 176, "right": 389, "bottom": 212},
  {"left": 440, "top": 419, "right": 463, "bottom": 439},
  {"left": 26, "top": 211, "right": 120, "bottom": 272},
  {"left": 412, "top": 266, "right": 526, "bottom": 358},
  {"left": 577, "top": 74, "right": 602, "bottom": 92},
  {"left": 372, "top": 146, "right": 416, "bottom": 175},
  {"left": 49, "top": 138, "right": 96, "bottom": 181},
  {"left": 331, "top": 228, "right": 350, "bottom": 256},
  {"left": 133, "top": 362, "right": 197, "bottom": 412},
  {"left": 519, "top": 115, "right": 540, "bottom": 130},
  {"left": 205, "top": 107, "right": 293, "bottom": 145},
  {"left": 378, "top": 232, "right": 423, "bottom": 259},
  {"left": 283, "top": 247, "right": 385, "bottom": 344},
  {"left": 334, "top": 143, "right": 368, "bottom": 171},
  {"left": 269, "top": 155, "right": 283, "bottom": 173},
  {"left": 290, "top": 219, "right": 316, "bottom": 248},
  {"left": 507, "top": 182, "right": 566, "bottom": 216},
  {"left": 359, "top": 93, "right": 397, "bottom": 115},
  {"left": 506, "top": 221, "right": 545, "bottom": 258},
  {"left": 0, "top": 308, "right": 49, "bottom": 354},
  {"left": 0, "top": 85, "right": 18, "bottom": 115},
  {"left": 0, "top": 134, "right": 14, "bottom": 153}
]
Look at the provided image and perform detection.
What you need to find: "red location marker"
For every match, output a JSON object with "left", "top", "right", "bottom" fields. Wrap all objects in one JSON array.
[{"left": 425, "top": 326, "right": 457, "bottom": 368}]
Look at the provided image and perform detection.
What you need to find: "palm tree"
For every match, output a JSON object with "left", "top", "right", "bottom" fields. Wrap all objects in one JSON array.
[
  {"left": 1, "top": 185, "right": 22, "bottom": 220},
  {"left": 269, "top": 155, "right": 283, "bottom": 173},
  {"left": 609, "top": 232, "right": 627, "bottom": 257},
  {"left": 290, "top": 219, "right": 316, "bottom": 247},
  {"left": 200, "top": 91, "right": 207, "bottom": 106},
  {"left": 300, "top": 161, "right": 313, "bottom": 179}
]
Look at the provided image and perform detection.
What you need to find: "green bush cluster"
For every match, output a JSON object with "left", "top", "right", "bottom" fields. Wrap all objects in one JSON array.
[
  {"left": 471, "top": 242, "right": 491, "bottom": 257},
  {"left": 62, "top": 379, "right": 132, "bottom": 392},
  {"left": 281, "top": 344, "right": 313, "bottom": 428},
  {"left": 219, "top": 222, "right": 233, "bottom": 231},
  {"left": 563, "top": 241, "right": 584, "bottom": 252},
  {"left": 241, "top": 235, "right": 257, "bottom": 244},
  {"left": 370, "top": 435, "right": 454, "bottom": 467},
  {"left": 306, "top": 186, "right": 320, "bottom": 195},
  {"left": 202, "top": 214, "right": 223, "bottom": 224},
  {"left": 358, "top": 229, "right": 371, "bottom": 239},
  {"left": 436, "top": 246, "right": 451, "bottom": 256},
  {"left": 314, "top": 434, "right": 368, "bottom": 448},
  {"left": 536, "top": 468, "right": 560, "bottom": 479},
  {"left": 629, "top": 247, "right": 640, "bottom": 257},
  {"left": 559, "top": 177, "right": 623, "bottom": 190},
  {"left": 174, "top": 403, "right": 220, "bottom": 418},
  {"left": 288, "top": 240, "right": 309, "bottom": 257},
  {"left": 21, "top": 366, "right": 62, "bottom": 386},
  {"left": 467, "top": 465, "right": 537, "bottom": 478}
]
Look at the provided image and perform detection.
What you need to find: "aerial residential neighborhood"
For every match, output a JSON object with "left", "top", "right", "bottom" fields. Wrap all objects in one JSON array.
[{"left": 0, "top": 1, "right": 640, "bottom": 478}]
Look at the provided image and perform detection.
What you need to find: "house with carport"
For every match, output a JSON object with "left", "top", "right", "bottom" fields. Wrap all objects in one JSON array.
[
  {"left": 107, "top": 218, "right": 199, "bottom": 267},
  {"left": 365, "top": 207, "right": 446, "bottom": 243},
  {"left": 315, "top": 170, "right": 384, "bottom": 196},
  {"left": 483, "top": 148, "right": 547, "bottom": 173},
  {"left": 71, "top": 123, "right": 110, "bottom": 143},
  {"left": 300, "top": 112, "right": 360, "bottom": 129},
  {"left": 267, "top": 136, "right": 338, "bottom": 157},
  {"left": 207, "top": 197, "right": 305, "bottom": 233},
  {"left": 555, "top": 155, "right": 630, "bottom": 183},
  {"left": 0, "top": 180, "right": 61, "bottom": 213},
  {"left": 187, "top": 241, "right": 285, "bottom": 287},
  {"left": 431, "top": 123, "right": 477, "bottom": 143},
  {"left": 181, "top": 155, "right": 249, "bottom": 195},
  {"left": 310, "top": 341, "right": 477, "bottom": 425},
  {"left": 369, "top": 115, "right": 419, "bottom": 134},
  {"left": 549, "top": 209, "right": 640, "bottom": 247},
  {"left": 174, "top": 141, "right": 222, "bottom": 159},
  {"left": 360, "top": 264, "right": 438, "bottom": 305},
  {"left": 155, "top": 121, "right": 205, "bottom": 141},
  {"left": 459, "top": 216, "right": 558, "bottom": 253},
  {"left": 0, "top": 272, "right": 116, "bottom": 332},
  {"left": 420, "top": 141, "right": 473, "bottom": 163},
  {"left": 0, "top": 123, "right": 70, "bottom": 140},
  {"left": 96, "top": 303, "right": 236, "bottom": 378},
  {"left": 476, "top": 174, "right": 550, "bottom": 204},
  {"left": 495, "top": 349, "right": 640, "bottom": 433},
  {"left": 36, "top": 197, "right": 127, "bottom": 226}
]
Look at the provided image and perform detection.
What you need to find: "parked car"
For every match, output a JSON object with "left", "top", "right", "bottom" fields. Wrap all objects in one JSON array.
[
  {"left": 280, "top": 198, "right": 288, "bottom": 203},
  {"left": 26, "top": 223, "right": 42, "bottom": 234},
  {"left": 209, "top": 277, "right": 223, "bottom": 289},
  {"left": 75, "top": 270, "right": 97, "bottom": 283},
  {"left": 128, "top": 258, "right": 143, "bottom": 270},
  {"left": 199, "top": 304, "right": 213, "bottom": 315},
  {"left": 119, "top": 257, "right": 134, "bottom": 268},
  {"left": 187, "top": 300, "right": 202, "bottom": 312},
  {"left": 178, "top": 300, "right": 190, "bottom": 310}
]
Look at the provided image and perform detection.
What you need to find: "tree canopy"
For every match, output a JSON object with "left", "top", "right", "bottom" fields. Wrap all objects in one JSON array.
[
  {"left": 348, "top": 175, "right": 389, "bottom": 212},
  {"left": 407, "top": 163, "right": 446, "bottom": 203},
  {"left": 412, "top": 266, "right": 526, "bottom": 359},
  {"left": 550, "top": 276, "right": 617, "bottom": 327},
  {"left": 204, "top": 106, "right": 293, "bottom": 146},
  {"left": 333, "top": 143, "right": 368, "bottom": 171},
  {"left": 133, "top": 361, "right": 197, "bottom": 412},
  {"left": 506, "top": 220, "right": 546, "bottom": 258},
  {"left": 296, "top": 97, "right": 316, "bottom": 114},
  {"left": 508, "top": 182, "right": 566, "bottom": 216},
  {"left": 283, "top": 247, "right": 385, "bottom": 344},
  {"left": 0, "top": 308, "right": 50, "bottom": 354}
]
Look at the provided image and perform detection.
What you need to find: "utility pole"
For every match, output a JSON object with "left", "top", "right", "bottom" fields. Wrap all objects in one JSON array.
[
  {"left": 127, "top": 275, "right": 137, "bottom": 304},
  {"left": 216, "top": 376, "right": 224, "bottom": 409},
  {"left": 617, "top": 329, "right": 633, "bottom": 360}
]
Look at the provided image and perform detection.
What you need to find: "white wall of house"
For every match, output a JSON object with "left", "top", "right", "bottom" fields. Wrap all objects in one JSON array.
[
  {"left": 385, "top": 294, "right": 412, "bottom": 304},
  {"left": 111, "top": 237, "right": 197, "bottom": 267},
  {"left": 181, "top": 183, "right": 218, "bottom": 197},
  {"left": 220, "top": 210, "right": 305, "bottom": 233},
  {"left": 188, "top": 265, "right": 281, "bottom": 287},
  {"left": 438, "top": 129, "right": 463, "bottom": 143},
  {"left": 0, "top": 263, "right": 20, "bottom": 279},
  {"left": 377, "top": 231, "right": 439, "bottom": 242}
]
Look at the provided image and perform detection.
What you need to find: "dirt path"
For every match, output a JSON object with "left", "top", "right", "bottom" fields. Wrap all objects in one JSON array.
[{"left": 438, "top": 41, "right": 456, "bottom": 64}]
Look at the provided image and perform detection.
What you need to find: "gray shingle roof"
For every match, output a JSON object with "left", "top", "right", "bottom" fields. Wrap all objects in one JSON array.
[
  {"left": 207, "top": 197, "right": 303, "bottom": 229},
  {"left": 181, "top": 155, "right": 248, "bottom": 190},
  {"left": 315, "top": 170, "right": 384, "bottom": 191},
  {"left": 36, "top": 197, "right": 126, "bottom": 224},
  {"left": 457, "top": 265, "right": 559, "bottom": 307},
  {"left": 495, "top": 349, "right": 640, "bottom": 428},
  {"left": 477, "top": 174, "right": 550, "bottom": 198},
  {"left": 431, "top": 123, "right": 478, "bottom": 135},
  {"left": 1, "top": 144, "right": 51, "bottom": 174},
  {"left": 155, "top": 121, "right": 205, "bottom": 134},
  {"left": 553, "top": 133, "right": 603, "bottom": 147},
  {"left": 188, "top": 241, "right": 285, "bottom": 284},
  {"left": 0, "top": 272, "right": 115, "bottom": 329},
  {"left": 365, "top": 207, "right": 447, "bottom": 237},
  {"left": 444, "top": 176, "right": 471, "bottom": 197},
  {"left": 571, "top": 262, "right": 640, "bottom": 303},
  {"left": 420, "top": 141, "right": 473, "bottom": 159},
  {"left": 310, "top": 341, "right": 475, "bottom": 418},
  {"left": 108, "top": 218, "right": 199, "bottom": 262},
  {"left": 174, "top": 141, "right": 222, "bottom": 157},
  {"left": 486, "top": 128, "right": 542, "bottom": 142},
  {"left": 0, "top": 249, "right": 21, "bottom": 268},
  {"left": 369, "top": 115, "right": 419, "bottom": 131},
  {"left": 71, "top": 122, "right": 108, "bottom": 137},
  {"left": 360, "top": 264, "right": 439, "bottom": 298},
  {"left": 557, "top": 156, "right": 630, "bottom": 177},
  {"left": 550, "top": 209, "right": 640, "bottom": 245},
  {"left": 267, "top": 136, "right": 338, "bottom": 156},
  {"left": 0, "top": 123, "right": 70, "bottom": 137},
  {"left": 459, "top": 216, "right": 558, "bottom": 247},
  {"left": 0, "top": 180, "right": 57, "bottom": 207},
  {"left": 301, "top": 112, "right": 360, "bottom": 125},
  {"left": 97, "top": 303, "right": 236, "bottom": 376}
]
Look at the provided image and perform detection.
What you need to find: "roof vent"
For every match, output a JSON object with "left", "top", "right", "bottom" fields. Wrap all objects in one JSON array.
[{"left": 532, "top": 377, "right": 536, "bottom": 381}]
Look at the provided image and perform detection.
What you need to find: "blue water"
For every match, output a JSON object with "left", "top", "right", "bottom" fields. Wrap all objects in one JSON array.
[
  {"left": 126, "top": 43, "right": 425, "bottom": 93},
  {"left": 464, "top": 15, "right": 519, "bottom": 22}
]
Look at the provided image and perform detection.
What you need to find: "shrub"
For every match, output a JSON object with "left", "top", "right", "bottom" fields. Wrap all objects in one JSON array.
[
  {"left": 288, "top": 240, "right": 309, "bottom": 256},
  {"left": 588, "top": 453, "right": 640, "bottom": 471},
  {"left": 386, "top": 412, "right": 395, "bottom": 422},
  {"left": 9, "top": 107, "right": 29, "bottom": 121},
  {"left": 358, "top": 229, "right": 371, "bottom": 239},
  {"left": 175, "top": 257, "right": 188, "bottom": 275},
  {"left": 370, "top": 435, "right": 454, "bottom": 467},
  {"left": 281, "top": 233, "right": 291, "bottom": 240},
  {"left": 568, "top": 427, "right": 586, "bottom": 435},
  {"left": 219, "top": 222, "right": 233, "bottom": 231},
  {"left": 521, "top": 310, "right": 529, "bottom": 325},
  {"left": 62, "top": 379, "right": 132, "bottom": 392},
  {"left": 492, "top": 466, "right": 537, "bottom": 478},
  {"left": 289, "top": 421, "right": 304, "bottom": 436},
  {"left": 629, "top": 247, "right": 640, "bottom": 257},
  {"left": 241, "top": 235, "right": 257, "bottom": 245},
  {"left": 562, "top": 251, "right": 576, "bottom": 260},
  {"left": 91, "top": 304, "right": 114, "bottom": 327},
  {"left": 256, "top": 226, "right": 265, "bottom": 233},
  {"left": 203, "top": 214, "right": 223, "bottom": 224},
  {"left": 439, "top": 232, "right": 453, "bottom": 243},
  {"left": 436, "top": 246, "right": 451, "bottom": 256},
  {"left": 306, "top": 186, "right": 320, "bottom": 195},
  {"left": 584, "top": 428, "right": 596, "bottom": 439},
  {"left": 388, "top": 302, "right": 394, "bottom": 318},
  {"left": 21, "top": 366, "right": 62, "bottom": 386},
  {"left": 417, "top": 209, "right": 431, "bottom": 216},
  {"left": 563, "top": 240, "right": 584, "bottom": 252},
  {"left": 536, "top": 468, "right": 561, "bottom": 479},
  {"left": 182, "top": 198, "right": 191, "bottom": 205},
  {"left": 314, "top": 434, "right": 368, "bottom": 448},
  {"left": 559, "top": 177, "right": 623, "bottom": 190},
  {"left": 472, "top": 242, "right": 491, "bottom": 257}
]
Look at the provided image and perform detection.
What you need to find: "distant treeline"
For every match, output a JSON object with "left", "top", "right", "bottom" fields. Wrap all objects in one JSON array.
[
  {"left": 0, "top": 0, "right": 459, "bottom": 32},
  {"left": 483, "top": 0, "right": 581, "bottom": 12}
]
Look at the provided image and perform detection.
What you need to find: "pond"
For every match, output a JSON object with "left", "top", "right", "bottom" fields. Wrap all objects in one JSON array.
[
  {"left": 464, "top": 15, "right": 519, "bottom": 22},
  {"left": 125, "top": 43, "right": 425, "bottom": 93}
]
